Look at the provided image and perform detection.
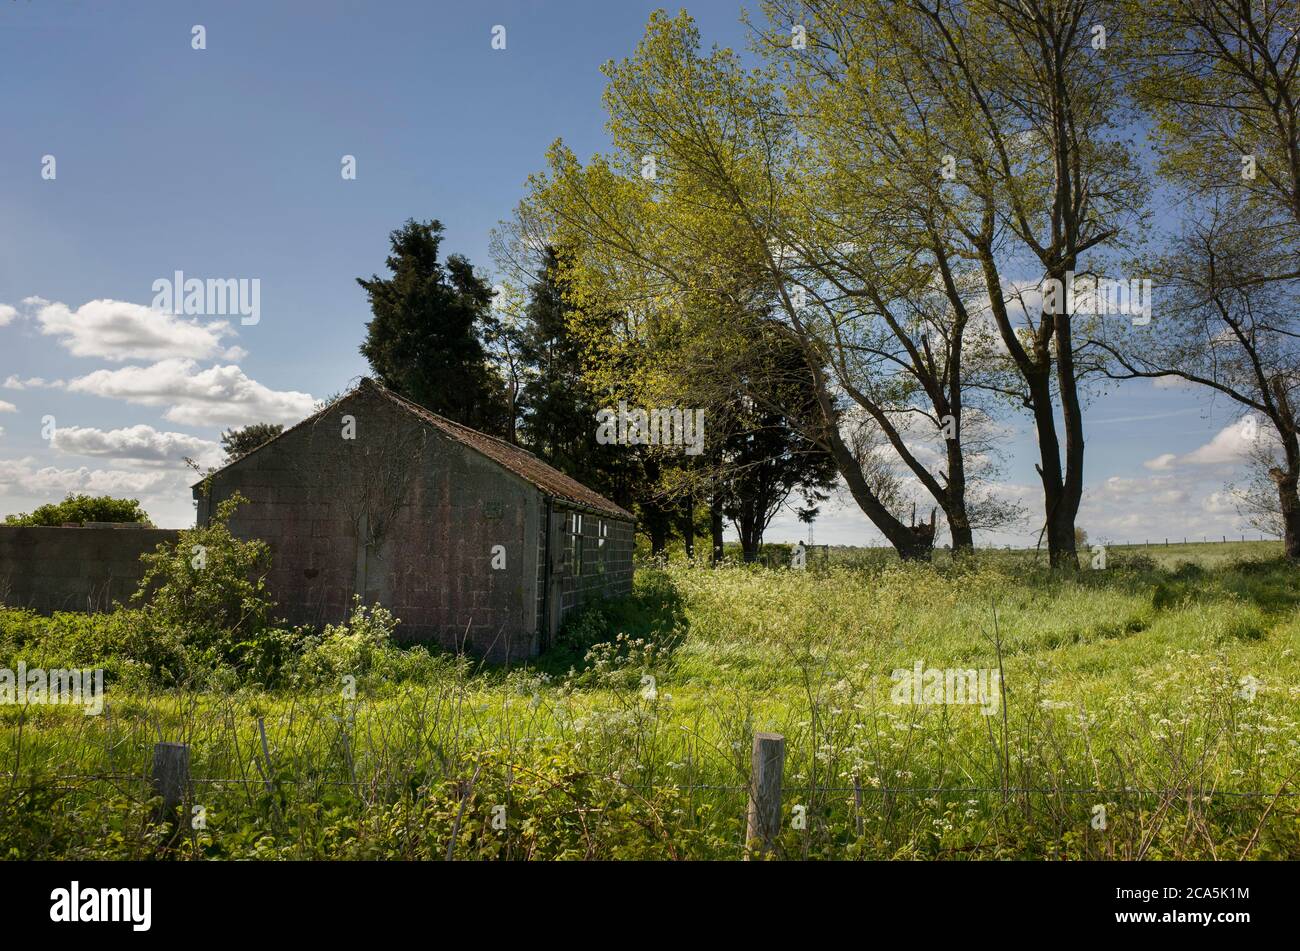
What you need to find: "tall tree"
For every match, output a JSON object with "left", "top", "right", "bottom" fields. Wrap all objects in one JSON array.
[
  {"left": 521, "top": 10, "right": 1023, "bottom": 559},
  {"left": 1096, "top": 1, "right": 1300, "bottom": 557},
  {"left": 517, "top": 247, "right": 608, "bottom": 481},
  {"left": 1090, "top": 212, "right": 1300, "bottom": 557},
  {"left": 491, "top": 228, "right": 688, "bottom": 554},
  {"left": 358, "top": 219, "right": 510, "bottom": 436},
  {"left": 770, "top": 0, "right": 1141, "bottom": 566},
  {"left": 717, "top": 329, "right": 840, "bottom": 561}
]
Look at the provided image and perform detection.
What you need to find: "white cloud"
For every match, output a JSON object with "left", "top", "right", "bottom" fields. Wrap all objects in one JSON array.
[
  {"left": 0, "top": 457, "right": 173, "bottom": 497},
  {"left": 28, "top": 297, "right": 246, "bottom": 362},
  {"left": 1182, "top": 421, "right": 1259, "bottom": 466},
  {"left": 0, "top": 401, "right": 15, "bottom": 414},
  {"left": 1140, "top": 420, "right": 1274, "bottom": 472},
  {"left": 1202, "top": 490, "right": 1244, "bottom": 515},
  {"left": 66, "top": 358, "right": 315, "bottom": 427},
  {"left": 1076, "top": 467, "right": 1255, "bottom": 544},
  {"left": 51, "top": 424, "right": 222, "bottom": 469},
  {"left": 1144, "top": 420, "right": 1274, "bottom": 472},
  {"left": 1143, "top": 452, "right": 1178, "bottom": 471},
  {"left": 0, "top": 304, "right": 16, "bottom": 327},
  {"left": 1100, "top": 474, "right": 1175, "bottom": 497},
  {"left": 0, "top": 455, "right": 199, "bottom": 527},
  {"left": 3, "top": 375, "right": 64, "bottom": 390}
]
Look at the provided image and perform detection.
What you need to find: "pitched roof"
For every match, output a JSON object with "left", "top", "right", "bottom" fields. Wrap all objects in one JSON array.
[{"left": 197, "top": 378, "right": 634, "bottom": 521}]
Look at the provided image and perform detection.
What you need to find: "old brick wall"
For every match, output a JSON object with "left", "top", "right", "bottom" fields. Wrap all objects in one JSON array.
[
  {"left": 0, "top": 525, "right": 180, "bottom": 614},
  {"left": 199, "top": 387, "right": 543, "bottom": 662}
]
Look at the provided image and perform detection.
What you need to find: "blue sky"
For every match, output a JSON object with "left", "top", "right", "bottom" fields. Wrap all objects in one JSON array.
[{"left": 0, "top": 1, "right": 1270, "bottom": 546}]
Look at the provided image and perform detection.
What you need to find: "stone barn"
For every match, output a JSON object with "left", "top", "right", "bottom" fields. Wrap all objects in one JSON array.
[{"left": 194, "top": 378, "right": 634, "bottom": 662}]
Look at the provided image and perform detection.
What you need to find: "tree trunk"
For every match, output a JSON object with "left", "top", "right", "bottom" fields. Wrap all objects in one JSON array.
[
  {"left": 976, "top": 240, "right": 1084, "bottom": 572},
  {"left": 941, "top": 418, "right": 975, "bottom": 555},
  {"left": 822, "top": 424, "right": 934, "bottom": 560},
  {"left": 1271, "top": 378, "right": 1300, "bottom": 561},
  {"left": 1026, "top": 363, "right": 1079, "bottom": 571},
  {"left": 795, "top": 335, "right": 937, "bottom": 561},
  {"left": 710, "top": 491, "right": 725, "bottom": 565},
  {"left": 738, "top": 508, "right": 762, "bottom": 563},
  {"left": 642, "top": 501, "right": 672, "bottom": 557},
  {"left": 1052, "top": 308, "right": 1086, "bottom": 569},
  {"left": 947, "top": 514, "right": 974, "bottom": 555},
  {"left": 1272, "top": 465, "right": 1300, "bottom": 560},
  {"left": 680, "top": 496, "right": 696, "bottom": 561}
]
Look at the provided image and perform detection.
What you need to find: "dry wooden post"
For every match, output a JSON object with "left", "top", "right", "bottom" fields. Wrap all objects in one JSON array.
[
  {"left": 256, "top": 716, "right": 275, "bottom": 792},
  {"left": 151, "top": 741, "right": 189, "bottom": 819},
  {"left": 743, "top": 732, "right": 785, "bottom": 858},
  {"left": 852, "top": 775, "right": 865, "bottom": 837}
]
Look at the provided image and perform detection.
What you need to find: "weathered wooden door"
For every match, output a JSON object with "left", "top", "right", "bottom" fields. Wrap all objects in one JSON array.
[{"left": 544, "top": 506, "right": 566, "bottom": 647}]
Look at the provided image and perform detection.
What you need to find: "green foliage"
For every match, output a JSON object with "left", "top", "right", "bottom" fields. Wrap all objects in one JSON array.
[
  {"left": 548, "top": 569, "right": 686, "bottom": 672},
  {"left": 133, "top": 493, "right": 291, "bottom": 684},
  {"left": 516, "top": 246, "right": 622, "bottom": 487},
  {"left": 358, "top": 218, "right": 511, "bottom": 437},
  {"left": 3, "top": 544, "right": 1298, "bottom": 860},
  {"left": 295, "top": 597, "right": 449, "bottom": 687},
  {"left": 0, "top": 608, "right": 187, "bottom": 689},
  {"left": 4, "top": 494, "right": 151, "bottom": 527},
  {"left": 220, "top": 422, "right": 284, "bottom": 462}
]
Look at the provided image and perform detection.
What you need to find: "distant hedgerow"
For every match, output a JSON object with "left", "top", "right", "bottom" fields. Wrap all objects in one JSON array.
[{"left": 4, "top": 493, "right": 152, "bottom": 527}]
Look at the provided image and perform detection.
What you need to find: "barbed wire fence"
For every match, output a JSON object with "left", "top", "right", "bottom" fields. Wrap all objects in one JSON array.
[
  {"left": 6, "top": 722, "right": 1298, "bottom": 861},
  {"left": 4, "top": 648, "right": 1297, "bottom": 861}
]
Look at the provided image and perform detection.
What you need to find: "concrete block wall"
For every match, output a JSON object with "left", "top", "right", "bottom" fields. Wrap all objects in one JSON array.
[
  {"left": 535, "top": 504, "right": 549, "bottom": 644},
  {"left": 199, "top": 388, "right": 544, "bottom": 663},
  {"left": 555, "top": 507, "right": 635, "bottom": 621},
  {"left": 0, "top": 525, "right": 180, "bottom": 614},
  {"left": 198, "top": 407, "right": 359, "bottom": 629},
  {"left": 380, "top": 426, "right": 543, "bottom": 664}
]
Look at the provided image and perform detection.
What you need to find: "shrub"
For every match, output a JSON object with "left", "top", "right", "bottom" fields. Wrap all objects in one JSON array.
[
  {"left": 0, "top": 607, "right": 188, "bottom": 688},
  {"left": 296, "top": 598, "right": 401, "bottom": 683},
  {"left": 4, "top": 494, "right": 152, "bottom": 526},
  {"left": 293, "top": 597, "right": 461, "bottom": 687},
  {"left": 554, "top": 572, "right": 686, "bottom": 666},
  {"left": 134, "top": 493, "right": 297, "bottom": 685},
  {"left": 1106, "top": 549, "right": 1158, "bottom": 573}
]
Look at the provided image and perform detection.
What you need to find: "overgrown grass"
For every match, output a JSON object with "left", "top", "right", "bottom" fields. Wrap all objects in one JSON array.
[{"left": 2, "top": 544, "right": 1298, "bottom": 860}]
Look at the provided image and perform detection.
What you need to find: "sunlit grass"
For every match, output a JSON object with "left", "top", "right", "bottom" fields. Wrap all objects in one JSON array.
[{"left": 2, "top": 543, "right": 1298, "bottom": 859}]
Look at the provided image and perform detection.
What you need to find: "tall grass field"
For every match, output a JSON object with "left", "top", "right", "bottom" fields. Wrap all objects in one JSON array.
[{"left": 2, "top": 542, "right": 1297, "bottom": 860}]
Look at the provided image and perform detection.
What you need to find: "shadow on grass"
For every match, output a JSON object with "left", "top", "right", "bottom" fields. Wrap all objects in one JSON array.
[
  {"left": 1093, "top": 557, "right": 1300, "bottom": 617},
  {"left": 529, "top": 569, "right": 689, "bottom": 677}
]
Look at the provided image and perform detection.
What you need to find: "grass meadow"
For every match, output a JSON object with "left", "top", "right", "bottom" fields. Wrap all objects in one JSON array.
[{"left": 2, "top": 541, "right": 1298, "bottom": 860}]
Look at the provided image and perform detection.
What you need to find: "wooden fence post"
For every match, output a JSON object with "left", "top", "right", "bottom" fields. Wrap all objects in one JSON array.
[
  {"left": 744, "top": 732, "right": 785, "bottom": 859},
  {"left": 853, "top": 775, "right": 865, "bottom": 837},
  {"left": 151, "top": 741, "right": 190, "bottom": 819},
  {"left": 256, "top": 716, "right": 275, "bottom": 792}
]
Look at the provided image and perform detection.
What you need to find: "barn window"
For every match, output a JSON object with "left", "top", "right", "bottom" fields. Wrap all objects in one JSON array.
[
  {"left": 597, "top": 519, "right": 609, "bottom": 572},
  {"left": 569, "top": 512, "right": 584, "bottom": 577}
]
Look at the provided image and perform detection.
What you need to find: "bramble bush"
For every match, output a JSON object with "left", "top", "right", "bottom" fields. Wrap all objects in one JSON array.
[
  {"left": 133, "top": 492, "right": 301, "bottom": 685},
  {"left": 294, "top": 597, "right": 454, "bottom": 687},
  {"left": 0, "top": 607, "right": 188, "bottom": 689}
]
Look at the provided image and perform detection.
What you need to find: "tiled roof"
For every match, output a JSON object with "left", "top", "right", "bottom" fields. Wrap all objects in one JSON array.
[{"left": 196, "top": 378, "right": 633, "bottom": 521}]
